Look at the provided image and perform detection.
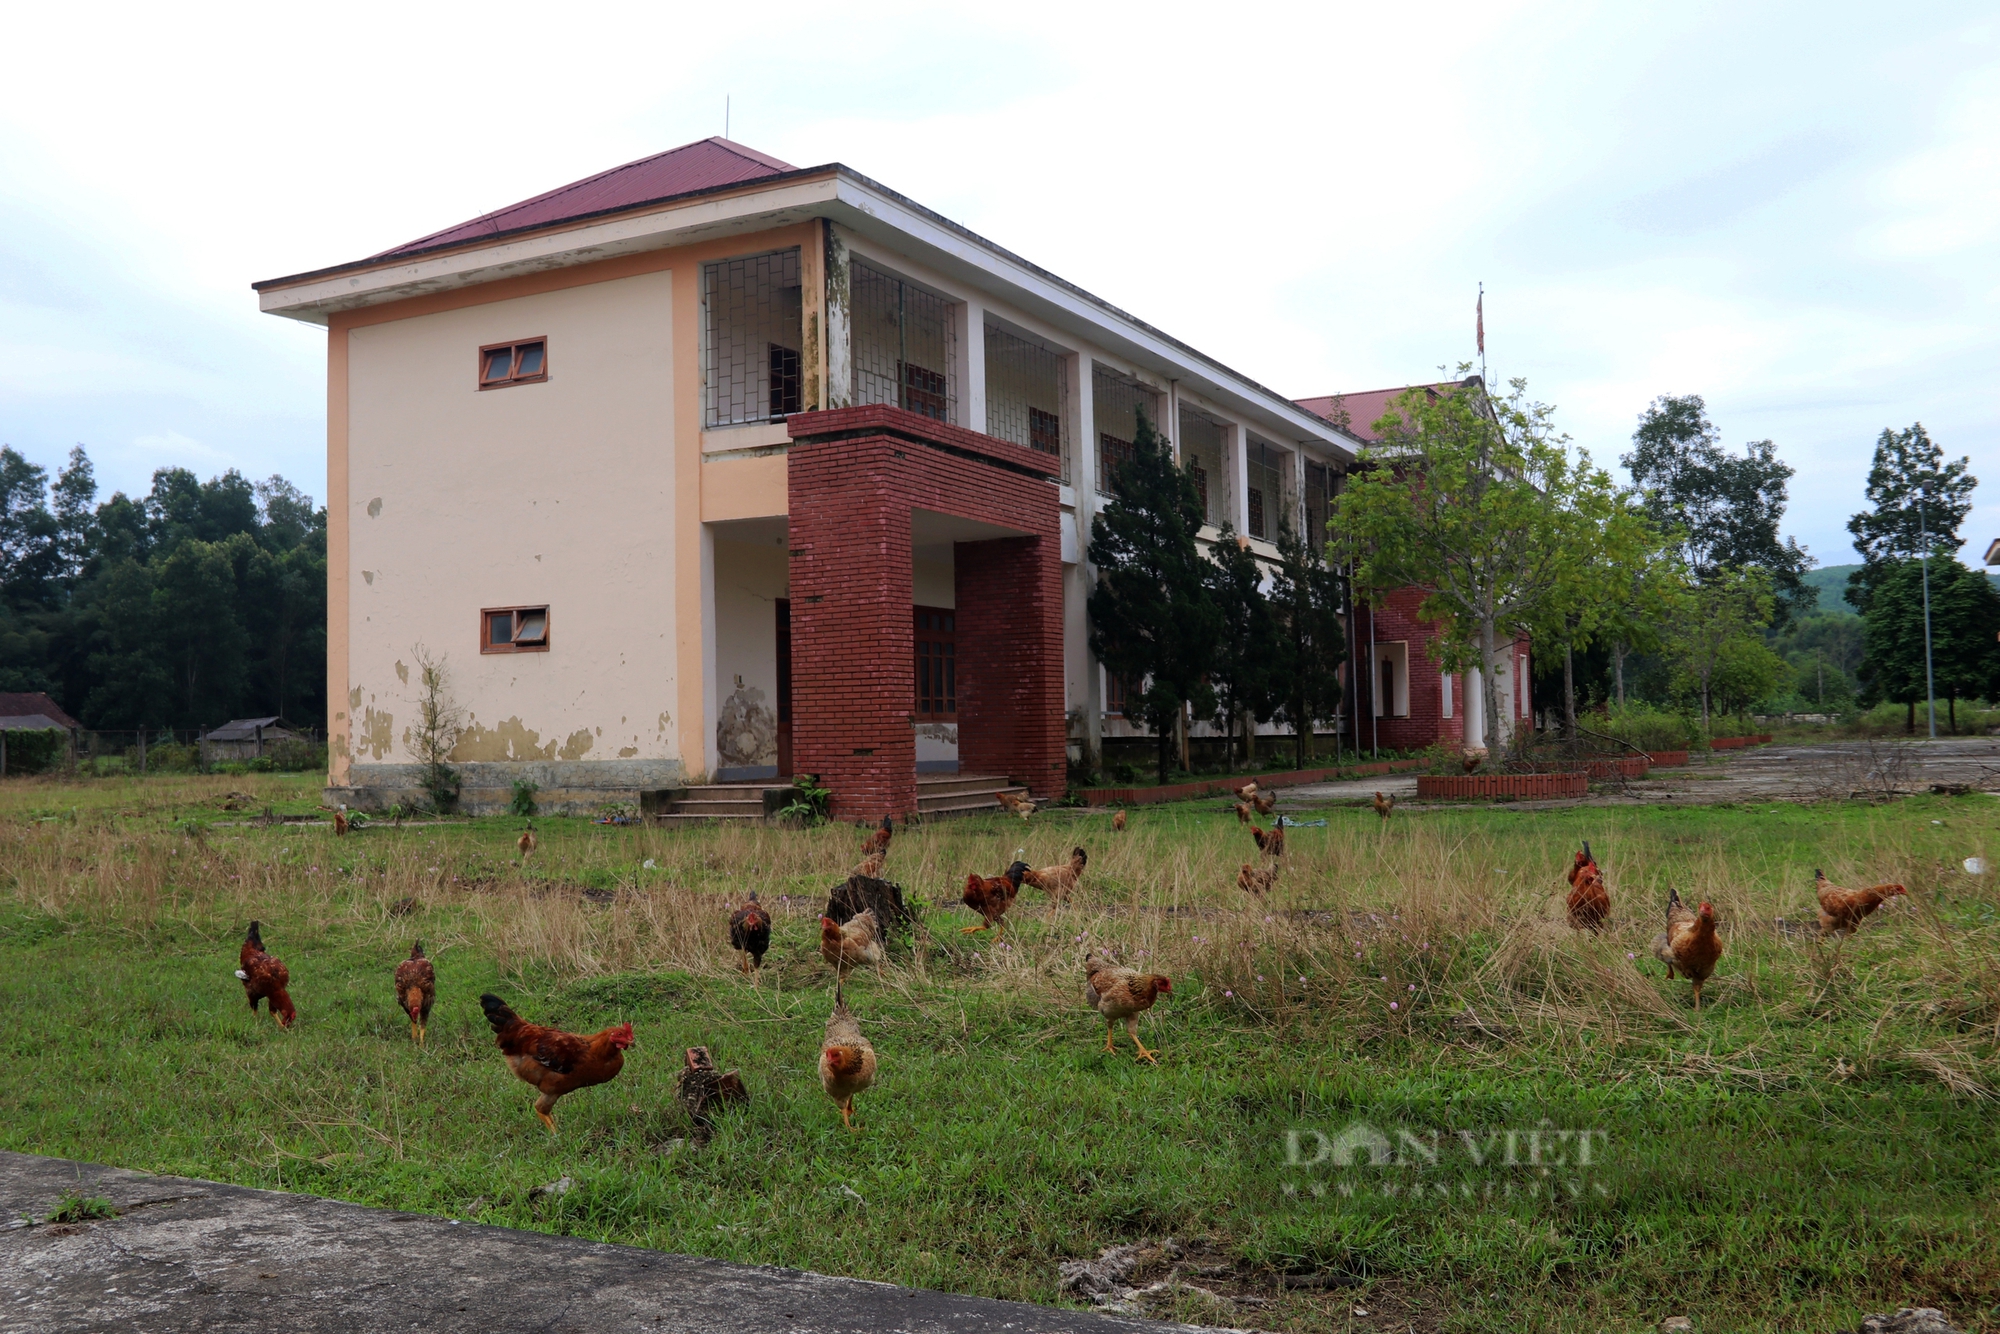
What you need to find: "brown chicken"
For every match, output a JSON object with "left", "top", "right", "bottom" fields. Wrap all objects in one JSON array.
[
  {"left": 1023, "top": 847, "right": 1088, "bottom": 902},
  {"left": 861, "top": 814, "right": 893, "bottom": 857},
  {"left": 820, "top": 909, "right": 884, "bottom": 976},
  {"left": 1253, "top": 791, "right": 1277, "bottom": 816},
  {"left": 819, "top": 987, "right": 877, "bottom": 1129},
  {"left": 1372, "top": 791, "right": 1395, "bottom": 821},
  {"left": 1251, "top": 823, "right": 1286, "bottom": 857},
  {"left": 1815, "top": 870, "right": 1907, "bottom": 939},
  {"left": 235, "top": 921, "right": 296, "bottom": 1028},
  {"left": 1113, "top": 810, "right": 1127, "bottom": 833},
  {"left": 1238, "top": 862, "right": 1280, "bottom": 895},
  {"left": 675, "top": 1045, "right": 748, "bottom": 1142},
  {"left": 1462, "top": 750, "right": 1485, "bottom": 774},
  {"left": 1651, "top": 887, "right": 1723, "bottom": 1010},
  {"left": 1085, "top": 955, "right": 1172, "bottom": 1062},
  {"left": 393, "top": 941, "right": 435, "bottom": 1044},
  {"left": 961, "top": 861, "right": 1028, "bottom": 933},
  {"left": 479, "top": 993, "right": 634, "bottom": 1133},
  {"left": 1234, "top": 801, "right": 1252, "bottom": 824},
  {"left": 1565, "top": 842, "right": 1608, "bottom": 931},
  {"left": 729, "top": 892, "right": 772, "bottom": 976},
  {"left": 517, "top": 824, "right": 537, "bottom": 859},
  {"left": 1233, "top": 781, "right": 1259, "bottom": 801},
  {"left": 996, "top": 791, "right": 1036, "bottom": 820},
  {"left": 332, "top": 807, "right": 349, "bottom": 836},
  {"left": 852, "top": 850, "right": 886, "bottom": 878}
]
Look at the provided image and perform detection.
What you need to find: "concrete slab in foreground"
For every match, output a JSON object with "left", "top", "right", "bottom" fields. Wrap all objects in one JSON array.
[{"left": 0, "top": 1152, "right": 1196, "bottom": 1334}]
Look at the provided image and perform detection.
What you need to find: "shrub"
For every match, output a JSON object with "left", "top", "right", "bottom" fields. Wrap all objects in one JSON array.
[
  {"left": 1596, "top": 702, "right": 1702, "bottom": 752},
  {"left": 267, "top": 737, "right": 325, "bottom": 772},
  {"left": 1, "top": 728, "right": 69, "bottom": 775},
  {"left": 509, "top": 778, "right": 540, "bottom": 818}
]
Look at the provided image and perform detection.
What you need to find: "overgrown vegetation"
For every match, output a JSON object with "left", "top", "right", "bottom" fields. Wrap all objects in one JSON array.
[{"left": 2, "top": 770, "right": 1995, "bottom": 1331}]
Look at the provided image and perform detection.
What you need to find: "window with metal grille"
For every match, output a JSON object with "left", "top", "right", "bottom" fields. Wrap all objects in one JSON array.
[
  {"left": 1178, "top": 406, "right": 1227, "bottom": 528},
  {"left": 1245, "top": 439, "right": 1287, "bottom": 539},
  {"left": 1092, "top": 366, "right": 1159, "bottom": 496},
  {"left": 985, "top": 326, "right": 1069, "bottom": 482},
  {"left": 479, "top": 339, "right": 547, "bottom": 389},
  {"left": 481, "top": 605, "right": 550, "bottom": 654},
  {"left": 914, "top": 607, "right": 957, "bottom": 718},
  {"left": 703, "top": 248, "right": 803, "bottom": 428},
  {"left": 1104, "top": 668, "right": 1128, "bottom": 717},
  {"left": 1304, "top": 460, "right": 1332, "bottom": 545},
  {"left": 852, "top": 259, "right": 956, "bottom": 422}
]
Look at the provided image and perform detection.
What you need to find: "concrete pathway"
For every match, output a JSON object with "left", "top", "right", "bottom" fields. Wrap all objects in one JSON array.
[{"left": 0, "top": 1152, "right": 1197, "bottom": 1334}]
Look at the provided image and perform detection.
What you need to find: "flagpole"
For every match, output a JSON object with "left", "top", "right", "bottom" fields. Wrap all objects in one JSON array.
[{"left": 1477, "top": 282, "right": 1487, "bottom": 387}]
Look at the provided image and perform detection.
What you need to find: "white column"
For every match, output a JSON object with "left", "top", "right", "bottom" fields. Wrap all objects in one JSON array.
[
  {"left": 958, "top": 299, "right": 985, "bottom": 433},
  {"left": 699, "top": 522, "right": 720, "bottom": 780},
  {"left": 823, "top": 224, "right": 852, "bottom": 410},
  {"left": 1291, "top": 448, "right": 1307, "bottom": 539},
  {"left": 1227, "top": 422, "right": 1251, "bottom": 535},
  {"left": 1072, "top": 355, "right": 1101, "bottom": 762},
  {"left": 1465, "top": 666, "right": 1485, "bottom": 749}
]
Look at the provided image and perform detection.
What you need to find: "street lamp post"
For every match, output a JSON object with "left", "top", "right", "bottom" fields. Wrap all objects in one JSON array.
[{"left": 1918, "top": 482, "right": 1937, "bottom": 741}]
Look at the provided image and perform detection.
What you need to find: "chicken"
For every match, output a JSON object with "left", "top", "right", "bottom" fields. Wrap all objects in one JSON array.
[
  {"left": 820, "top": 909, "right": 884, "bottom": 977},
  {"left": 996, "top": 790, "right": 1036, "bottom": 820},
  {"left": 1372, "top": 791, "right": 1394, "bottom": 821},
  {"left": 1253, "top": 791, "right": 1277, "bottom": 816},
  {"left": 1085, "top": 955, "right": 1172, "bottom": 1062},
  {"left": 479, "top": 993, "right": 634, "bottom": 1133},
  {"left": 1650, "top": 887, "right": 1723, "bottom": 1010},
  {"left": 1565, "top": 841, "right": 1608, "bottom": 931},
  {"left": 234, "top": 921, "right": 296, "bottom": 1028},
  {"left": 1462, "top": 750, "right": 1485, "bottom": 774},
  {"left": 1815, "top": 870, "right": 1907, "bottom": 939},
  {"left": 1112, "top": 810, "right": 1127, "bottom": 833},
  {"left": 1238, "top": 861, "right": 1280, "bottom": 895},
  {"left": 393, "top": 941, "right": 435, "bottom": 1044},
  {"left": 1233, "top": 781, "right": 1259, "bottom": 801},
  {"left": 852, "top": 850, "right": 886, "bottom": 878},
  {"left": 819, "top": 986, "right": 877, "bottom": 1129},
  {"left": 1023, "top": 847, "right": 1088, "bottom": 903},
  {"left": 729, "top": 892, "right": 772, "bottom": 976},
  {"left": 861, "top": 814, "right": 893, "bottom": 858},
  {"left": 517, "top": 824, "right": 537, "bottom": 859},
  {"left": 675, "top": 1045, "right": 747, "bottom": 1143},
  {"left": 333, "top": 806, "right": 349, "bottom": 837},
  {"left": 961, "top": 861, "right": 1028, "bottom": 933},
  {"left": 1234, "top": 801, "right": 1252, "bottom": 825},
  {"left": 1251, "top": 823, "right": 1286, "bottom": 857}
]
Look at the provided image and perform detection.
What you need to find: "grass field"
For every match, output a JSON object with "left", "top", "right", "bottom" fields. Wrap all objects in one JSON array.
[{"left": 2, "top": 771, "right": 1998, "bottom": 1332}]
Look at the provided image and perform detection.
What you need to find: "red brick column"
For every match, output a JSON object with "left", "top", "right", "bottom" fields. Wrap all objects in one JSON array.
[{"left": 955, "top": 535, "right": 1066, "bottom": 798}]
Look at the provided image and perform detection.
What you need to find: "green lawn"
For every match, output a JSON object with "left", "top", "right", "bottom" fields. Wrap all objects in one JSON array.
[{"left": 2, "top": 772, "right": 1997, "bottom": 1332}]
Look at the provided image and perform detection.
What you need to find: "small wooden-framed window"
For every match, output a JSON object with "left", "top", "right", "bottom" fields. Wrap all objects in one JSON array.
[
  {"left": 914, "top": 606, "right": 957, "bottom": 719},
  {"left": 1028, "top": 405, "right": 1062, "bottom": 457},
  {"left": 482, "top": 605, "right": 551, "bottom": 654},
  {"left": 900, "top": 361, "right": 948, "bottom": 421},
  {"left": 1104, "top": 669, "right": 1129, "bottom": 717},
  {"left": 479, "top": 338, "right": 549, "bottom": 389}
]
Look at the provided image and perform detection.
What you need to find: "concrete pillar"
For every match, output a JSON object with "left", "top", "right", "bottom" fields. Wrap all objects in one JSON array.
[
  {"left": 822, "top": 223, "right": 852, "bottom": 410},
  {"left": 699, "top": 523, "right": 720, "bottom": 781},
  {"left": 958, "top": 299, "right": 985, "bottom": 434},
  {"left": 1227, "top": 422, "right": 1251, "bottom": 535},
  {"left": 1071, "top": 356, "right": 1102, "bottom": 765},
  {"left": 1465, "top": 666, "right": 1485, "bottom": 750}
]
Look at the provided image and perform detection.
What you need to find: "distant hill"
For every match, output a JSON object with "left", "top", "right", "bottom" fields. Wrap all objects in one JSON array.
[{"left": 1800, "top": 560, "right": 2000, "bottom": 617}]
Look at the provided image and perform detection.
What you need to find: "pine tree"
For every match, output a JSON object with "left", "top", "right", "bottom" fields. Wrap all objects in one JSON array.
[
  {"left": 1270, "top": 517, "right": 1346, "bottom": 766},
  {"left": 1087, "top": 408, "right": 1220, "bottom": 784},
  {"left": 1845, "top": 423, "right": 1975, "bottom": 615},
  {"left": 1205, "top": 523, "right": 1282, "bottom": 769}
]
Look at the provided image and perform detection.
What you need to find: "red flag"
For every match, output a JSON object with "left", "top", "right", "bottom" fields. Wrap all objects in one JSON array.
[{"left": 1476, "top": 290, "right": 1485, "bottom": 356}]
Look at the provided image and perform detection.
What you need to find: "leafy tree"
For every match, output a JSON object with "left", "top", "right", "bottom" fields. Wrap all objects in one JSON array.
[
  {"left": 1204, "top": 524, "right": 1282, "bottom": 768},
  {"left": 1623, "top": 394, "right": 1813, "bottom": 622},
  {"left": 1664, "top": 567, "right": 1775, "bottom": 730},
  {"left": 49, "top": 446, "right": 96, "bottom": 592},
  {"left": 1523, "top": 485, "right": 1665, "bottom": 739},
  {"left": 1088, "top": 408, "right": 1220, "bottom": 783},
  {"left": 1270, "top": 516, "right": 1347, "bottom": 766},
  {"left": 1331, "top": 372, "right": 1608, "bottom": 750},
  {"left": 1861, "top": 556, "right": 2000, "bottom": 732},
  {"left": 0, "top": 447, "right": 59, "bottom": 610},
  {"left": 1845, "top": 423, "right": 1976, "bottom": 614}
]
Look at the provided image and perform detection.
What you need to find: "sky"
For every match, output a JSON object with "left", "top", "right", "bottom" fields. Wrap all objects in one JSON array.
[{"left": 2, "top": 1, "right": 1996, "bottom": 567}]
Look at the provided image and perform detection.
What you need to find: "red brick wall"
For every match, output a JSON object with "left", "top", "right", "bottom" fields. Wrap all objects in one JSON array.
[
  {"left": 786, "top": 406, "right": 1062, "bottom": 819},
  {"left": 1356, "top": 586, "right": 1530, "bottom": 752}
]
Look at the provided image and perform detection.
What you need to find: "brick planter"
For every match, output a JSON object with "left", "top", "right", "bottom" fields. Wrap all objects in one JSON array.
[
  {"left": 1646, "top": 750, "right": 1690, "bottom": 767},
  {"left": 1084, "top": 757, "right": 1425, "bottom": 808},
  {"left": 1583, "top": 756, "right": 1650, "bottom": 779},
  {"left": 1416, "top": 773, "right": 1588, "bottom": 800},
  {"left": 1710, "top": 734, "right": 1774, "bottom": 750}
]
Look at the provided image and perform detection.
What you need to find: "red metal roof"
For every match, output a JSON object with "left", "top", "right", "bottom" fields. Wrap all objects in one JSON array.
[
  {"left": 0, "top": 692, "right": 79, "bottom": 730},
  {"left": 373, "top": 137, "right": 797, "bottom": 261},
  {"left": 1294, "top": 377, "right": 1482, "bottom": 443}
]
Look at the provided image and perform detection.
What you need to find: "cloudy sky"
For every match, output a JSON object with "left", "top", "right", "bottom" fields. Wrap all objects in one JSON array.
[{"left": 3, "top": 2, "right": 1995, "bottom": 566}]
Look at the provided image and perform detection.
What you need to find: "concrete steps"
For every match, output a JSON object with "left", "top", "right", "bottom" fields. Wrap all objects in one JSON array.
[
  {"left": 641, "top": 775, "right": 1033, "bottom": 823},
  {"left": 918, "top": 775, "right": 1030, "bottom": 818}
]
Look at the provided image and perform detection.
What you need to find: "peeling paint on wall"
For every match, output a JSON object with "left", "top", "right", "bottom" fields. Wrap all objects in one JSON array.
[
  {"left": 367, "top": 497, "right": 383, "bottom": 518},
  {"left": 395, "top": 660, "right": 408, "bottom": 684},
  {"left": 717, "top": 684, "right": 778, "bottom": 767},
  {"left": 558, "top": 729, "right": 595, "bottom": 761},
  {"left": 362, "top": 570, "right": 375, "bottom": 585},
  {"left": 452, "top": 716, "right": 557, "bottom": 762},
  {"left": 618, "top": 746, "right": 638, "bottom": 758},
  {"left": 349, "top": 687, "right": 363, "bottom": 712},
  {"left": 359, "top": 705, "right": 395, "bottom": 760}
]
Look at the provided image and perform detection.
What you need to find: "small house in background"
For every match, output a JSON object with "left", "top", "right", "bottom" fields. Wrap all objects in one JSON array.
[
  {"left": 201, "top": 717, "right": 302, "bottom": 762},
  {"left": 0, "top": 692, "right": 80, "bottom": 777}
]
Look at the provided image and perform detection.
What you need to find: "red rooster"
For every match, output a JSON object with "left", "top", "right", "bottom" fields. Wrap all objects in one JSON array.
[
  {"left": 1814, "top": 870, "right": 1907, "bottom": 939},
  {"left": 235, "top": 921, "right": 296, "bottom": 1028},
  {"left": 1651, "top": 888, "right": 1723, "bottom": 1010},
  {"left": 479, "top": 994, "right": 634, "bottom": 1133},
  {"left": 962, "top": 861, "right": 1028, "bottom": 933},
  {"left": 1565, "top": 841, "right": 1609, "bottom": 931}
]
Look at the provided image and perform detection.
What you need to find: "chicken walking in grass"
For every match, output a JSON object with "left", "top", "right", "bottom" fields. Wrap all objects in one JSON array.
[
  {"left": 820, "top": 909, "right": 884, "bottom": 978},
  {"left": 729, "top": 892, "right": 772, "bottom": 978},
  {"left": 1651, "top": 887, "right": 1723, "bottom": 1010},
  {"left": 1085, "top": 954, "right": 1171, "bottom": 1063},
  {"left": 1252, "top": 791, "right": 1277, "bottom": 817},
  {"left": 1234, "top": 802, "right": 1252, "bottom": 825},
  {"left": 517, "top": 824, "right": 537, "bottom": 859},
  {"left": 860, "top": 815, "right": 893, "bottom": 858},
  {"left": 393, "top": 941, "right": 435, "bottom": 1045},
  {"left": 1233, "top": 781, "right": 1258, "bottom": 802},
  {"left": 1565, "top": 841, "right": 1609, "bottom": 932},
  {"left": 675, "top": 1045, "right": 747, "bottom": 1143},
  {"left": 996, "top": 790, "right": 1036, "bottom": 820},
  {"left": 1238, "top": 862, "right": 1280, "bottom": 896},
  {"left": 332, "top": 806, "right": 349, "bottom": 837},
  {"left": 1023, "top": 847, "right": 1088, "bottom": 903},
  {"left": 852, "top": 850, "right": 886, "bottom": 879},
  {"left": 1112, "top": 810, "right": 1127, "bottom": 833},
  {"left": 1814, "top": 869, "right": 1907, "bottom": 939},
  {"left": 235, "top": 921, "right": 296, "bottom": 1029},
  {"left": 479, "top": 993, "right": 633, "bottom": 1133},
  {"left": 1250, "top": 823, "right": 1285, "bottom": 858},
  {"left": 961, "top": 861, "right": 1028, "bottom": 933},
  {"left": 1372, "top": 791, "right": 1394, "bottom": 821},
  {"left": 819, "top": 986, "right": 877, "bottom": 1129}
]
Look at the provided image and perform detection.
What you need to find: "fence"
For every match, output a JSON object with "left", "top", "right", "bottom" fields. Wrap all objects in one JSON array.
[{"left": 1, "top": 727, "right": 325, "bottom": 778}]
